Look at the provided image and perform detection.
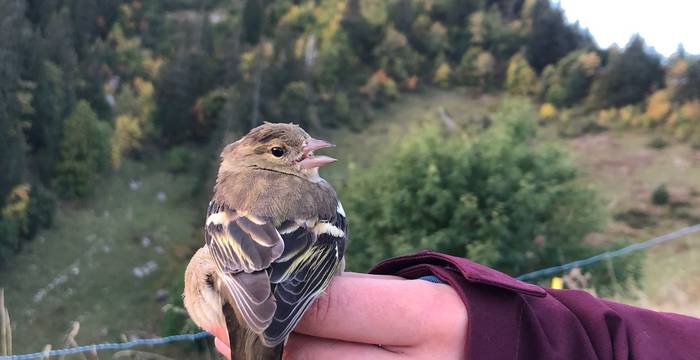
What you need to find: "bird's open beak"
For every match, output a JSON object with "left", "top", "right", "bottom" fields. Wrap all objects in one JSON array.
[{"left": 298, "top": 138, "right": 336, "bottom": 169}]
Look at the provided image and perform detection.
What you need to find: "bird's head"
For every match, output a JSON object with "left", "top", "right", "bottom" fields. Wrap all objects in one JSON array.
[
  {"left": 219, "top": 123, "right": 336, "bottom": 181},
  {"left": 183, "top": 247, "right": 227, "bottom": 342}
]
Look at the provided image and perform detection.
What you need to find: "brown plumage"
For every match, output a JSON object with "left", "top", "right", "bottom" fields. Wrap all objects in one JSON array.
[{"left": 184, "top": 123, "right": 347, "bottom": 360}]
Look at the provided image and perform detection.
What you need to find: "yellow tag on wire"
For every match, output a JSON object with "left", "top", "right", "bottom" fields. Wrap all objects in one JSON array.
[{"left": 550, "top": 276, "right": 564, "bottom": 289}]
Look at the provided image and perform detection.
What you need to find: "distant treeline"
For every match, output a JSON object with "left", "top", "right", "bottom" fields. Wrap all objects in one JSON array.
[{"left": 1, "top": 0, "right": 699, "bottom": 263}]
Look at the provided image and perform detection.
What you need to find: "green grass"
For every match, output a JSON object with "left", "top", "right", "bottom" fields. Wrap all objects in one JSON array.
[{"left": 0, "top": 151, "right": 208, "bottom": 356}]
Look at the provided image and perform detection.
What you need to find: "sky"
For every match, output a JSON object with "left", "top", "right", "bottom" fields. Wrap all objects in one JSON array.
[{"left": 556, "top": 0, "right": 700, "bottom": 57}]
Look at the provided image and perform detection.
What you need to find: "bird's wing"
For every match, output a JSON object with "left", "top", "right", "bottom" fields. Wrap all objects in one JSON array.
[
  {"left": 206, "top": 200, "right": 347, "bottom": 345},
  {"left": 263, "top": 203, "right": 347, "bottom": 346},
  {"left": 205, "top": 201, "right": 284, "bottom": 333}
]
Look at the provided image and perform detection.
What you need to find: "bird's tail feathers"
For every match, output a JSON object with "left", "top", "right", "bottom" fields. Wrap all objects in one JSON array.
[{"left": 223, "top": 302, "right": 283, "bottom": 360}]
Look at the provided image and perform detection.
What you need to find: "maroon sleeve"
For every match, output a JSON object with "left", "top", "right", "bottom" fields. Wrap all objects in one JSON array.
[{"left": 369, "top": 251, "right": 700, "bottom": 360}]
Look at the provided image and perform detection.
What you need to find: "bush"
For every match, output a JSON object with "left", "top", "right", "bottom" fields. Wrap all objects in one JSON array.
[
  {"left": 24, "top": 184, "right": 57, "bottom": 239},
  {"left": 0, "top": 182, "right": 54, "bottom": 262},
  {"left": 167, "top": 146, "right": 192, "bottom": 174},
  {"left": 193, "top": 88, "right": 230, "bottom": 140},
  {"left": 539, "top": 103, "right": 558, "bottom": 121},
  {"left": 651, "top": 184, "right": 670, "bottom": 206},
  {"left": 647, "top": 136, "right": 668, "bottom": 149},
  {"left": 360, "top": 70, "right": 399, "bottom": 107},
  {"left": 342, "top": 98, "right": 606, "bottom": 276}
]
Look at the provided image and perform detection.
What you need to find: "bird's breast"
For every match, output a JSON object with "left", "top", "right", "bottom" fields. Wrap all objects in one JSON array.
[{"left": 213, "top": 170, "right": 339, "bottom": 222}]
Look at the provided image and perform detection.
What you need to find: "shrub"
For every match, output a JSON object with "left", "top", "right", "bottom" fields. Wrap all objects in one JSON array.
[
  {"left": 0, "top": 183, "right": 55, "bottom": 261},
  {"left": 342, "top": 98, "right": 606, "bottom": 277},
  {"left": 360, "top": 70, "right": 399, "bottom": 107},
  {"left": 193, "top": 88, "right": 230, "bottom": 140},
  {"left": 167, "top": 146, "right": 192, "bottom": 174},
  {"left": 2, "top": 184, "right": 29, "bottom": 244},
  {"left": 651, "top": 184, "right": 670, "bottom": 206},
  {"left": 24, "top": 184, "right": 57, "bottom": 239},
  {"left": 647, "top": 136, "right": 668, "bottom": 149},
  {"left": 539, "top": 103, "right": 557, "bottom": 121}
]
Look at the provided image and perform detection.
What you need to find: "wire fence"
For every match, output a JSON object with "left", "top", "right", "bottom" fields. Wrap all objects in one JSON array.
[
  {"left": 0, "top": 332, "right": 210, "bottom": 360},
  {"left": 2, "top": 223, "right": 699, "bottom": 360}
]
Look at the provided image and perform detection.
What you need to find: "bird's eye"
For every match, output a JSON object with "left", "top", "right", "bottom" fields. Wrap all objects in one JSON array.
[{"left": 271, "top": 147, "right": 285, "bottom": 157}]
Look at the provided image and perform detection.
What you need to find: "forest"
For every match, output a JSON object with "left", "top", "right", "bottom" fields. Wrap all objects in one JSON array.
[{"left": 1, "top": 0, "right": 700, "bottom": 357}]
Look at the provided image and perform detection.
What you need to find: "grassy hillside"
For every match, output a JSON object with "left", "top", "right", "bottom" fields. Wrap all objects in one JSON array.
[{"left": 0, "top": 152, "right": 207, "bottom": 355}]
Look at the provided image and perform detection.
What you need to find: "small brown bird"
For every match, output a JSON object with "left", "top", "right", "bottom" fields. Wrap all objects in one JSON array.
[{"left": 184, "top": 123, "right": 347, "bottom": 360}]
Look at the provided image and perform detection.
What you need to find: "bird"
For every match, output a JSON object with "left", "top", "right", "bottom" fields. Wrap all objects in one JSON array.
[{"left": 184, "top": 123, "right": 347, "bottom": 360}]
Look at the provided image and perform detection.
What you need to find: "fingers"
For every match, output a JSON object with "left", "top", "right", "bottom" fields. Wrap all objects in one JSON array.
[
  {"left": 284, "top": 333, "right": 400, "bottom": 360},
  {"left": 214, "top": 333, "right": 400, "bottom": 360},
  {"left": 215, "top": 337, "right": 232, "bottom": 360},
  {"left": 294, "top": 274, "right": 464, "bottom": 346}
]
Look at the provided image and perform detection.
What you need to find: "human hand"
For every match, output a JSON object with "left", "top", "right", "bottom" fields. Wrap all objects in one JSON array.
[{"left": 213, "top": 272, "right": 468, "bottom": 359}]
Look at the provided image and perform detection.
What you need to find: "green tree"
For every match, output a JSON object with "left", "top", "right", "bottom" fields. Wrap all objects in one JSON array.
[
  {"left": 342, "top": 98, "right": 604, "bottom": 275},
  {"left": 590, "top": 36, "right": 664, "bottom": 108},
  {"left": 153, "top": 48, "right": 218, "bottom": 143},
  {"left": 242, "top": 0, "right": 265, "bottom": 45},
  {"left": 675, "top": 60, "right": 700, "bottom": 102},
  {"left": 525, "top": 0, "right": 585, "bottom": 72},
  {"left": 341, "top": 0, "right": 382, "bottom": 63},
  {"left": 279, "top": 81, "right": 311, "bottom": 126},
  {"left": 314, "top": 29, "right": 361, "bottom": 91},
  {"left": 374, "top": 26, "right": 422, "bottom": 83},
  {"left": 468, "top": 7, "right": 524, "bottom": 60},
  {"left": 0, "top": 0, "right": 30, "bottom": 203},
  {"left": 428, "top": 0, "right": 478, "bottom": 60},
  {"left": 29, "top": 61, "right": 70, "bottom": 182},
  {"left": 55, "top": 101, "right": 110, "bottom": 197},
  {"left": 456, "top": 47, "right": 497, "bottom": 90},
  {"left": 538, "top": 51, "right": 600, "bottom": 107}
]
